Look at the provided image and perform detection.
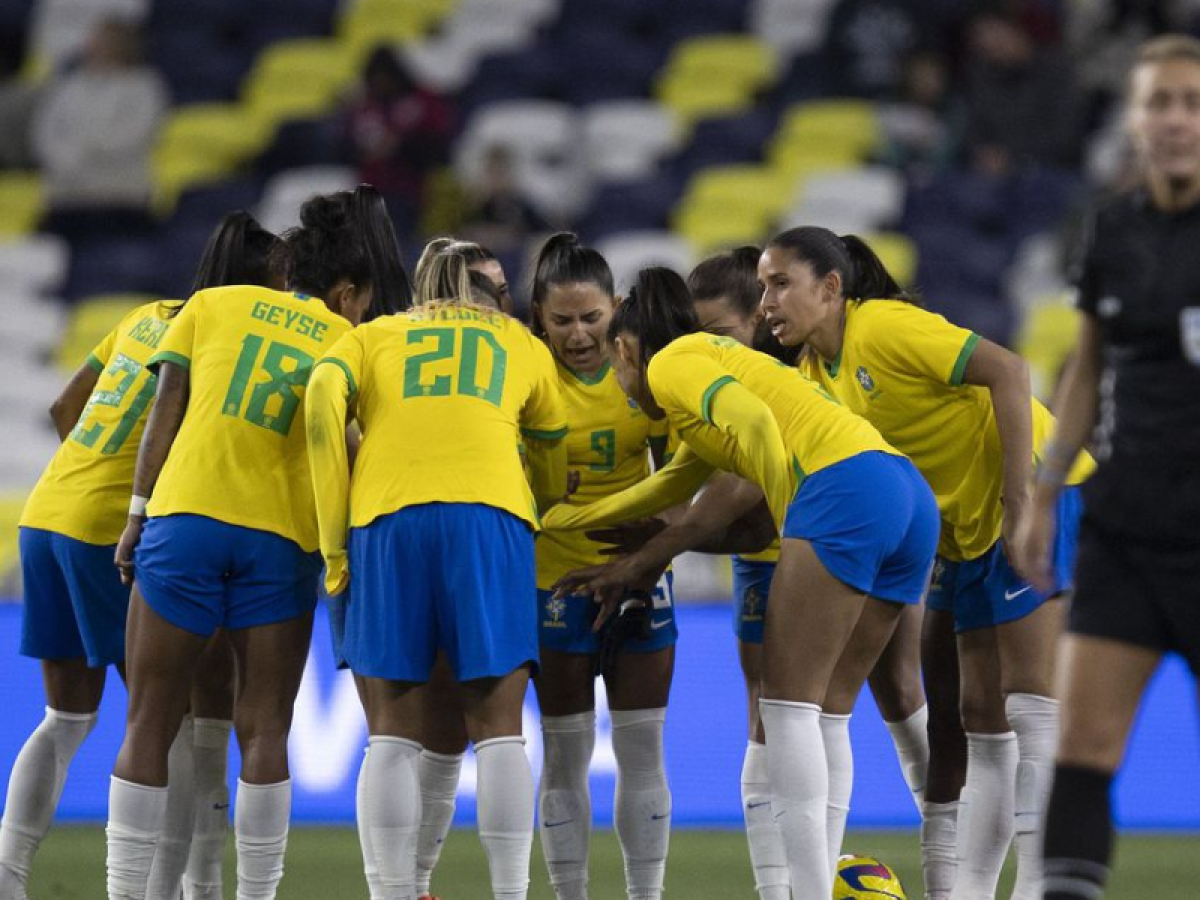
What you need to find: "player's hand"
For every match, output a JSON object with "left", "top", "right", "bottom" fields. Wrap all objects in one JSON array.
[
  {"left": 1010, "top": 497, "right": 1057, "bottom": 595},
  {"left": 586, "top": 517, "right": 668, "bottom": 556},
  {"left": 325, "top": 553, "right": 351, "bottom": 596},
  {"left": 594, "top": 590, "right": 653, "bottom": 676},
  {"left": 114, "top": 515, "right": 145, "bottom": 587}
]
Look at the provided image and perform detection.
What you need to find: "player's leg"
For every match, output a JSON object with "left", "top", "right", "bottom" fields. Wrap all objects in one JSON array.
[
  {"left": 920, "top": 606, "right": 965, "bottom": 900},
  {"left": 108, "top": 585, "right": 210, "bottom": 900},
  {"left": 413, "top": 652, "right": 469, "bottom": 900},
  {"left": 0, "top": 530, "right": 111, "bottom": 899},
  {"left": 995, "top": 598, "right": 1065, "bottom": 900},
  {"left": 867, "top": 602, "right": 929, "bottom": 812},
  {"left": 460, "top": 667, "right": 536, "bottom": 900},
  {"left": 605, "top": 641, "right": 674, "bottom": 900},
  {"left": 1043, "top": 635, "right": 1158, "bottom": 900},
  {"left": 181, "top": 632, "right": 235, "bottom": 900},
  {"left": 534, "top": 650, "right": 596, "bottom": 900},
  {"left": 227, "top": 614, "right": 313, "bottom": 900}
]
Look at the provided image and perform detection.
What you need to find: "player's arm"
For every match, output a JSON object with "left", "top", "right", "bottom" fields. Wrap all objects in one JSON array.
[
  {"left": 49, "top": 361, "right": 101, "bottom": 439},
  {"left": 542, "top": 444, "right": 715, "bottom": 532},
  {"left": 306, "top": 359, "right": 355, "bottom": 595},
  {"left": 961, "top": 337, "right": 1035, "bottom": 549},
  {"left": 115, "top": 361, "right": 190, "bottom": 584}
]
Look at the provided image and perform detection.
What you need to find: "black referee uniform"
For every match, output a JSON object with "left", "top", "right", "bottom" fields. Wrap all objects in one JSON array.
[{"left": 1068, "top": 188, "right": 1200, "bottom": 672}]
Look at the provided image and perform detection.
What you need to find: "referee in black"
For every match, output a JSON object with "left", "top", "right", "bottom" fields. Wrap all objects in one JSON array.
[{"left": 1013, "top": 34, "right": 1200, "bottom": 900}]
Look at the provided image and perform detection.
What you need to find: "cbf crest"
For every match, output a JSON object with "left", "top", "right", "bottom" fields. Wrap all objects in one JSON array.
[
  {"left": 856, "top": 366, "right": 875, "bottom": 392},
  {"left": 544, "top": 595, "right": 568, "bottom": 628},
  {"left": 1182, "top": 307, "right": 1200, "bottom": 367},
  {"left": 742, "top": 586, "right": 764, "bottom": 624}
]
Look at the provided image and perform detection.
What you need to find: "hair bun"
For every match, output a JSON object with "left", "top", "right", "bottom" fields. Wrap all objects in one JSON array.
[{"left": 299, "top": 194, "right": 351, "bottom": 232}]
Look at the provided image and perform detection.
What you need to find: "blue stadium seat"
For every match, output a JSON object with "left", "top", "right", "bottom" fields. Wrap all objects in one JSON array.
[
  {"left": 460, "top": 49, "right": 559, "bottom": 115},
  {"left": 577, "top": 175, "right": 680, "bottom": 241},
  {"left": 254, "top": 117, "right": 345, "bottom": 178},
  {"left": 553, "top": 30, "right": 662, "bottom": 105},
  {"left": 172, "top": 178, "right": 266, "bottom": 232},
  {"left": 148, "top": 29, "right": 253, "bottom": 105},
  {"left": 62, "top": 237, "right": 169, "bottom": 304}
]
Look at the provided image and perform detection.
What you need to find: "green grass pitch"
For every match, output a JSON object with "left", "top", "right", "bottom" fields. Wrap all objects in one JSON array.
[{"left": 30, "top": 826, "right": 1188, "bottom": 897}]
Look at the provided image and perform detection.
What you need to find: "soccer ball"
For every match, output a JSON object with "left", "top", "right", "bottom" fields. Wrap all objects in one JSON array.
[{"left": 833, "top": 854, "right": 907, "bottom": 899}]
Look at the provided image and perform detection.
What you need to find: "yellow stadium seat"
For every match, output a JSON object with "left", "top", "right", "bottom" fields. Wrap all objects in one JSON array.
[
  {"left": 0, "top": 493, "right": 29, "bottom": 585},
  {"left": 244, "top": 39, "right": 357, "bottom": 126},
  {"left": 0, "top": 174, "right": 45, "bottom": 238},
  {"left": 152, "top": 105, "right": 273, "bottom": 211},
  {"left": 657, "top": 75, "right": 755, "bottom": 123},
  {"left": 56, "top": 294, "right": 157, "bottom": 372},
  {"left": 674, "top": 204, "right": 773, "bottom": 256},
  {"left": 1016, "top": 296, "right": 1080, "bottom": 401},
  {"left": 666, "top": 35, "right": 777, "bottom": 88},
  {"left": 772, "top": 99, "right": 882, "bottom": 163},
  {"left": 769, "top": 142, "right": 866, "bottom": 182},
  {"left": 684, "top": 165, "right": 798, "bottom": 219},
  {"left": 339, "top": 0, "right": 457, "bottom": 59},
  {"left": 861, "top": 232, "right": 918, "bottom": 288}
]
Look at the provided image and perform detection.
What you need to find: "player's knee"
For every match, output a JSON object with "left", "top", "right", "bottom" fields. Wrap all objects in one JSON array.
[{"left": 958, "top": 690, "right": 1008, "bottom": 734}]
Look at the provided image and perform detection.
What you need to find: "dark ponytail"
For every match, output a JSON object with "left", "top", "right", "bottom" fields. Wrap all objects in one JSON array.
[
  {"left": 529, "top": 232, "right": 614, "bottom": 339},
  {"left": 350, "top": 184, "right": 413, "bottom": 319},
  {"left": 766, "top": 226, "right": 913, "bottom": 304},
  {"left": 278, "top": 192, "right": 374, "bottom": 300},
  {"left": 687, "top": 245, "right": 762, "bottom": 315},
  {"left": 608, "top": 266, "right": 699, "bottom": 367},
  {"left": 189, "top": 211, "right": 281, "bottom": 301}
]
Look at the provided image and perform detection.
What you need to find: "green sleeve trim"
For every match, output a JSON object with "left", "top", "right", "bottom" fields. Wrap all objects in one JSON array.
[
  {"left": 700, "top": 375, "right": 737, "bottom": 424},
  {"left": 314, "top": 357, "right": 358, "bottom": 398},
  {"left": 147, "top": 350, "right": 191, "bottom": 372},
  {"left": 792, "top": 455, "right": 806, "bottom": 489},
  {"left": 949, "top": 332, "right": 980, "bottom": 386},
  {"left": 85, "top": 353, "right": 104, "bottom": 373},
  {"left": 521, "top": 424, "right": 568, "bottom": 441}
]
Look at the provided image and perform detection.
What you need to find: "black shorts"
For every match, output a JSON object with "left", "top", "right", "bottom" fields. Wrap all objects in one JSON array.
[{"left": 1069, "top": 515, "right": 1200, "bottom": 676}]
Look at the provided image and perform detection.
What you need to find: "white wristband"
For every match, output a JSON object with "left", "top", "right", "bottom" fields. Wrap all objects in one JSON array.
[{"left": 129, "top": 495, "right": 149, "bottom": 517}]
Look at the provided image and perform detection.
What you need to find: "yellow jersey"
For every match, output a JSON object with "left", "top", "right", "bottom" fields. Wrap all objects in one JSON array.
[
  {"left": 146, "top": 286, "right": 351, "bottom": 552},
  {"left": 649, "top": 332, "right": 898, "bottom": 486},
  {"left": 536, "top": 360, "right": 669, "bottom": 589},
  {"left": 21, "top": 300, "right": 179, "bottom": 545},
  {"left": 801, "top": 299, "right": 1092, "bottom": 561},
  {"left": 309, "top": 303, "right": 567, "bottom": 536}
]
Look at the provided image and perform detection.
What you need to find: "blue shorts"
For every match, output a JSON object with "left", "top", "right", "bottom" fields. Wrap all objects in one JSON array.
[
  {"left": 344, "top": 502, "right": 538, "bottom": 682},
  {"left": 732, "top": 557, "right": 775, "bottom": 644},
  {"left": 19, "top": 528, "right": 129, "bottom": 668},
  {"left": 324, "top": 586, "right": 349, "bottom": 670},
  {"left": 135, "top": 514, "right": 321, "bottom": 637},
  {"left": 539, "top": 571, "right": 677, "bottom": 654},
  {"left": 926, "top": 486, "right": 1083, "bottom": 633},
  {"left": 782, "top": 452, "right": 939, "bottom": 605}
]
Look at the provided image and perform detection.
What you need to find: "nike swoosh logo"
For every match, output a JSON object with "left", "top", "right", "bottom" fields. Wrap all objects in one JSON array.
[
  {"left": 544, "top": 819, "right": 573, "bottom": 828},
  {"left": 747, "top": 801, "right": 771, "bottom": 809},
  {"left": 650, "top": 618, "right": 673, "bottom": 630},
  {"left": 1004, "top": 586, "right": 1032, "bottom": 601},
  {"left": 213, "top": 803, "right": 230, "bottom": 810},
  {"left": 651, "top": 813, "right": 669, "bottom": 820}
]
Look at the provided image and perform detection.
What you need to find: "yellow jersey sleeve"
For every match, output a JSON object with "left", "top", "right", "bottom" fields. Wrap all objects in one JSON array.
[
  {"left": 521, "top": 338, "right": 569, "bottom": 440},
  {"left": 306, "top": 334, "right": 363, "bottom": 594},
  {"left": 855, "top": 301, "right": 980, "bottom": 386},
  {"left": 86, "top": 323, "right": 120, "bottom": 373},
  {"left": 647, "top": 340, "right": 741, "bottom": 427},
  {"left": 706, "top": 380, "right": 793, "bottom": 531}
]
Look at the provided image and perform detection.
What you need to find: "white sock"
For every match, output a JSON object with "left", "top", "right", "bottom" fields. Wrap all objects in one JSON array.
[
  {"left": 920, "top": 800, "right": 958, "bottom": 900},
  {"left": 147, "top": 717, "right": 195, "bottom": 900},
  {"left": 949, "top": 732, "right": 1018, "bottom": 900},
  {"left": 107, "top": 776, "right": 169, "bottom": 900},
  {"left": 759, "top": 699, "right": 831, "bottom": 900},
  {"left": 365, "top": 736, "right": 422, "bottom": 900},
  {"left": 355, "top": 749, "right": 383, "bottom": 900},
  {"left": 1006, "top": 693, "right": 1059, "bottom": 900},
  {"left": 475, "top": 736, "right": 534, "bottom": 900},
  {"left": 183, "top": 718, "right": 231, "bottom": 900},
  {"left": 740, "top": 742, "right": 789, "bottom": 900},
  {"left": 538, "top": 712, "right": 594, "bottom": 900},
  {"left": 884, "top": 705, "right": 929, "bottom": 812},
  {"left": 234, "top": 779, "right": 291, "bottom": 900},
  {"left": 0, "top": 707, "right": 96, "bottom": 896},
  {"left": 415, "top": 750, "right": 463, "bottom": 896},
  {"left": 819, "top": 713, "right": 853, "bottom": 873},
  {"left": 611, "top": 708, "right": 670, "bottom": 900}
]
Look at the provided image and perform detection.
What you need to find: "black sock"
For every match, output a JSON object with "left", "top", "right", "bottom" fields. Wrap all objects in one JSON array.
[{"left": 1043, "top": 764, "right": 1115, "bottom": 899}]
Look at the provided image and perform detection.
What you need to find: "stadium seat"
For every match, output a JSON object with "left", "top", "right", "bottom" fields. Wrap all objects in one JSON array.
[
  {"left": 242, "top": 39, "right": 357, "bottom": 129},
  {"left": 656, "top": 35, "right": 778, "bottom": 124},
  {"left": 577, "top": 176, "right": 680, "bottom": 241},
  {"left": 256, "top": 165, "right": 359, "bottom": 234},
  {"left": 153, "top": 105, "right": 274, "bottom": 211},
  {"left": 683, "top": 164, "right": 798, "bottom": 219},
  {"left": 596, "top": 231, "right": 696, "bottom": 294},
  {"left": 1016, "top": 295, "right": 1079, "bottom": 400},
  {"left": 555, "top": 30, "right": 662, "bottom": 106},
  {"left": 749, "top": 0, "right": 839, "bottom": 55},
  {"left": 0, "top": 234, "right": 68, "bottom": 297},
  {"left": 771, "top": 99, "right": 882, "bottom": 166},
  {"left": 0, "top": 292, "right": 64, "bottom": 358},
  {"left": 674, "top": 204, "right": 773, "bottom": 256},
  {"left": 338, "top": 0, "right": 456, "bottom": 60},
  {"left": 61, "top": 238, "right": 167, "bottom": 304},
  {"left": 861, "top": 232, "right": 918, "bottom": 289},
  {"left": 0, "top": 173, "right": 45, "bottom": 237},
  {"left": 582, "top": 101, "right": 681, "bottom": 184},
  {"left": 782, "top": 166, "right": 906, "bottom": 234}
]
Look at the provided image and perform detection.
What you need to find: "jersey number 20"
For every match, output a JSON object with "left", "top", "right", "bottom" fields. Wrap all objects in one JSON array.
[{"left": 402, "top": 326, "right": 508, "bottom": 407}]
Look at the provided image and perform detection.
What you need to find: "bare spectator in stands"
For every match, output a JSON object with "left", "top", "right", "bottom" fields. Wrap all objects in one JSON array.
[
  {"left": 31, "top": 18, "right": 167, "bottom": 241},
  {"left": 964, "top": 10, "right": 1083, "bottom": 174},
  {"left": 461, "top": 145, "right": 549, "bottom": 256},
  {"left": 820, "top": 0, "right": 947, "bottom": 99},
  {"left": 341, "top": 45, "right": 454, "bottom": 240}
]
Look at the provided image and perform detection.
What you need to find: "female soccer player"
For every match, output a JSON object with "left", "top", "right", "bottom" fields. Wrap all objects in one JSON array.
[
  {"left": 1013, "top": 35, "right": 1200, "bottom": 900},
  {"left": 759, "top": 227, "right": 1090, "bottom": 900},
  {"left": 306, "top": 248, "right": 567, "bottom": 900},
  {"left": 0, "top": 211, "right": 280, "bottom": 900},
  {"left": 555, "top": 249, "right": 930, "bottom": 899},
  {"left": 105, "top": 187, "right": 397, "bottom": 900},
  {"left": 417, "top": 237, "right": 513, "bottom": 314},
  {"left": 544, "top": 266, "right": 939, "bottom": 898},
  {"left": 528, "top": 233, "right": 675, "bottom": 900}
]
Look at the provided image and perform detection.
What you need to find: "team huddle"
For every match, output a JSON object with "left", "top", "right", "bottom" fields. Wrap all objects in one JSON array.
[{"left": 1, "top": 178, "right": 1089, "bottom": 900}]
